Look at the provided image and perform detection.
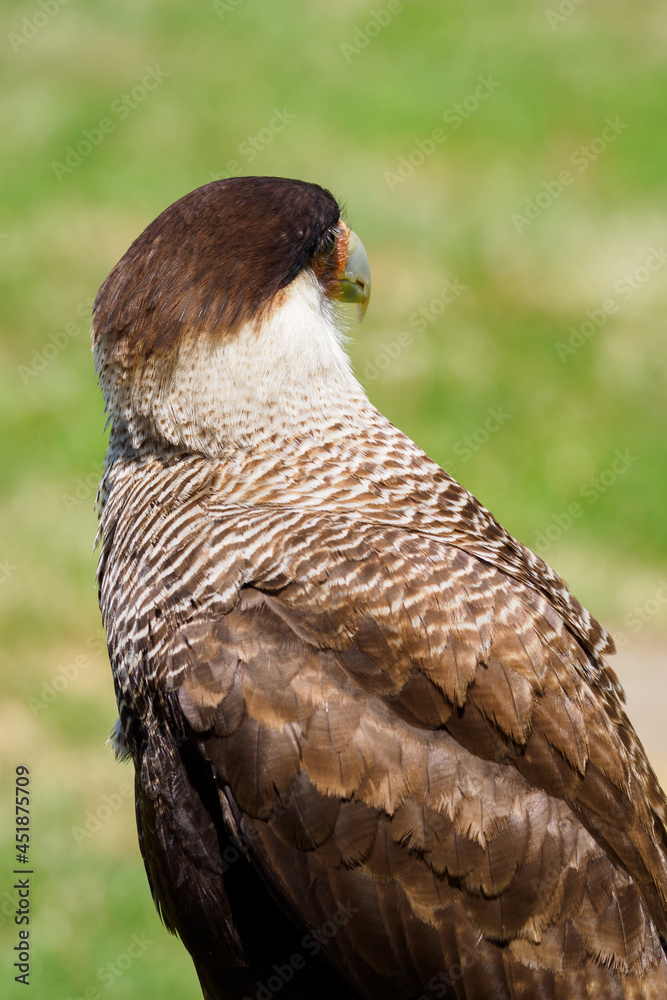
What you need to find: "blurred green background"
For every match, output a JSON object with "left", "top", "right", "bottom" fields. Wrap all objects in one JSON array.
[{"left": 1, "top": 1, "right": 666, "bottom": 996}]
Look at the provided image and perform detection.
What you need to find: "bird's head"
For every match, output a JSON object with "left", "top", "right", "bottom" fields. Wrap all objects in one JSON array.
[{"left": 93, "top": 177, "right": 371, "bottom": 455}]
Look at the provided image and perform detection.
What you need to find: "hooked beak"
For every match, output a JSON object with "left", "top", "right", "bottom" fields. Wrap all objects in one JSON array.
[{"left": 336, "top": 228, "right": 371, "bottom": 322}]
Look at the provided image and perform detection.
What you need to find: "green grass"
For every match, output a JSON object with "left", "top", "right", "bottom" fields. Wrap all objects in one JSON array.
[{"left": 1, "top": 1, "right": 666, "bottom": 995}]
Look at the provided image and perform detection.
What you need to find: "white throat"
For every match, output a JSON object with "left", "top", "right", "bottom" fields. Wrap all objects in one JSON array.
[{"left": 107, "top": 270, "right": 373, "bottom": 456}]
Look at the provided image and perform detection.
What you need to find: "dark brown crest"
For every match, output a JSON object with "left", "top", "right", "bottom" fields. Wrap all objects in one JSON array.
[{"left": 93, "top": 177, "right": 341, "bottom": 369}]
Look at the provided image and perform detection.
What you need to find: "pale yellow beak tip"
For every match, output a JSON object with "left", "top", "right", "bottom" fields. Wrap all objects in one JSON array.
[{"left": 337, "top": 229, "right": 371, "bottom": 323}]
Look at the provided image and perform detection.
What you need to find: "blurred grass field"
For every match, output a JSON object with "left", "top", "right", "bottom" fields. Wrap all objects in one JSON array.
[{"left": 1, "top": 1, "right": 666, "bottom": 996}]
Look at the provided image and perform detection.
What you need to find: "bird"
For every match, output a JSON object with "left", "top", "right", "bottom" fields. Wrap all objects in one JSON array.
[{"left": 93, "top": 175, "right": 667, "bottom": 999}]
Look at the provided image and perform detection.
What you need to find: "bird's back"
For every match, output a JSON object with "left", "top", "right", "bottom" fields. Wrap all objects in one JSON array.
[{"left": 99, "top": 424, "right": 667, "bottom": 1000}]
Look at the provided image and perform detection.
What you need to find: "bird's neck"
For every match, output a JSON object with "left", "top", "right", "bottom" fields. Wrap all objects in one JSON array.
[{"left": 100, "top": 271, "right": 377, "bottom": 459}]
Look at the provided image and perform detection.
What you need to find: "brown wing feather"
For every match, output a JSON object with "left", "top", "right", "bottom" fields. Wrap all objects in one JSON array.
[
  {"left": 99, "top": 445, "right": 667, "bottom": 998},
  {"left": 156, "top": 518, "right": 667, "bottom": 998}
]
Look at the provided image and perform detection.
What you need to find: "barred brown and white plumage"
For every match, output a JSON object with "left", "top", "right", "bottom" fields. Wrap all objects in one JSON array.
[{"left": 93, "top": 176, "right": 667, "bottom": 999}]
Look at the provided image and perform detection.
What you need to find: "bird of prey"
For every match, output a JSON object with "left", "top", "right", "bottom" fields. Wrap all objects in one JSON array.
[{"left": 93, "top": 176, "right": 667, "bottom": 999}]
